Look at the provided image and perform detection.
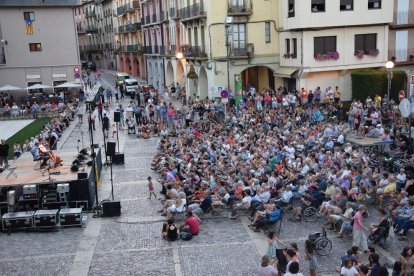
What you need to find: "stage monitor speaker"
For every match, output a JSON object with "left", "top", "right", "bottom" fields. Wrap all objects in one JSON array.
[
  {"left": 114, "top": 111, "right": 120, "bottom": 122},
  {"left": 78, "top": 172, "right": 88, "bottom": 180},
  {"left": 71, "top": 164, "right": 79, "bottom": 172},
  {"left": 113, "top": 153, "right": 124, "bottom": 165},
  {"left": 107, "top": 142, "right": 116, "bottom": 157},
  {"left": 102, "top": 201, "right": 121, "bottom": 217}
]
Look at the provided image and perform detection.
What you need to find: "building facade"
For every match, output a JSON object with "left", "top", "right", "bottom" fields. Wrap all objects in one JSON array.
[
  {"left": 388, "top": 0, "right": 414, "bottom": 69},
  {"left": 0, "top": 0, "right": 81, "bottom": 97},
  {"left": 141, "top": 0, "right": 165, "bottom": 89},
  {"left": 115, "top": 0, "right": 145, "bottom": 78},
  {"left": 96, "top": 0, "right": 116, "bottom": 70},
  {"left": 278, "top": 0, "right": 394, "bottom": 100}
]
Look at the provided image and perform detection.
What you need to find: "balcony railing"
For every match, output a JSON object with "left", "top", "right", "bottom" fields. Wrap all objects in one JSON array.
[
  {"left": 159, "top": 46, "right": 165, "bottom": 55},
  {"left": 85, "top": 9, "right": 96, "bottom": 18},
  {"left": 144, "top": 46, "right": 152, "bottom": 54},
  {"left": 145, "top": 15, "right": 150, "bottom": 24},
  {"left": 77, "top": 26, "right": 86, "bottom": 33},
  {"left": 180, "top": 1, "right": 206, "bottom": 20},
  {"left": 87, "top": 44, "right": 100, "bottom": 51},
  {"left": 393, "top": 11, "right": 414, "bottom": 26},
  {"left": 152, "top": 14, "right": 157, "bottom": 22},
  {"left": 86, "top": 25, "right": 98, "bottom": 33},
  {"left": 388, "top": 48, "right": 414, "bottom": 63},
  {"left": 132, "top": 0, "right": 140, "bottom": 9},
  {"left": 183, "top": 46, "right": 207, "bottom": 59},
  {"left": 117, "top": 5, "right": 127, "bottom": 16},
  {"left": 231, "top": 46, "right": 248, "bottom": 57},
  {"left": 160, "top": 12, "right": 165, "bottom": 22},
  {"left": 227, "top": 0, "right": 253, "bottom": 15},
  {"left": 169, "top": 7, "right": 177, "bottom": 19},
  {"left": 105, "top": 43, "right": 112, "bottom": 50},
  {"left": 169, "top": 45, "right": 177, "bottom": 56}
]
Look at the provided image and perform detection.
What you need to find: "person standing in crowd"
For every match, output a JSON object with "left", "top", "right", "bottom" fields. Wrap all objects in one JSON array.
[
  {"left": 0, "top": 139, "right": 10, "bottom": 168},
  {"left": 305, "top": 239, "right": 318, "bottom": 276},
  {"left": 89, "top": 108, "right": 97, "bottom": 131},
  {"left": 334, "top": 86, "right": 341, "bottom": 104},
  {"left": 102, "top": 113, "right": 110, "bottom": 138},
  {"left": 352, "top": 205, "right": 369, "bottom": 253}
]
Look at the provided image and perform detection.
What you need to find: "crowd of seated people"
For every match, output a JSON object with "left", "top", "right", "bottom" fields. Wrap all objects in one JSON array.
[{"left": 148, "top": 85, "right": 414, "bottom": 274}]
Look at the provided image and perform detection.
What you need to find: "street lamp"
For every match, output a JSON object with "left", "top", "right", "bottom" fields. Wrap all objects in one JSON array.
[
  {"left": 385, "top": 60, "right": 394, "bottom": 107},
  {"left": 224, "top": 17, "right": 233, "bottom": 120}
]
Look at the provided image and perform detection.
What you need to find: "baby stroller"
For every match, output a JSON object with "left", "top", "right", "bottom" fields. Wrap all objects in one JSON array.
[{"left": 368, "top": 219, "right": 392, "bottom": 248}]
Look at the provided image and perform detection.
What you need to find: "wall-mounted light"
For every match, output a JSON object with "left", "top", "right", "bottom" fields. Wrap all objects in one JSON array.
[{"left": 1, "top": 39, "right": 7, "bottom": 45}]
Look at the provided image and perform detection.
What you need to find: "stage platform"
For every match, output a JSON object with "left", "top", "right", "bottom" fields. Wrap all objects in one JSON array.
[{"left": 0, "top": 150, "right": 92, "bottom": 187}]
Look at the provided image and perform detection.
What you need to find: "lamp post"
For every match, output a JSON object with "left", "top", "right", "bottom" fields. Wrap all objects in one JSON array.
[
  {"left": 225, "top": 17, "right": 233, "bottom": 120},
  {"left": 385, "top": 61, "right": 394, "bottom": 107}
]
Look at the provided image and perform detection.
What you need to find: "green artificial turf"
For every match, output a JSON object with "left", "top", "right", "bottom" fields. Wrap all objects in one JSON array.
[{"left": 5, "top": 117, "right": 51, "bottom": 160}]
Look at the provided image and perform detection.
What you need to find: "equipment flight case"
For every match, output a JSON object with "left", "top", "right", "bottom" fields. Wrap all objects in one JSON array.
[
  {"left": 34, "top": 209, "right": 59, "bottom": 227},
  {"left": 59, "top": 208, "right": 83, "bottom": 227},
  {"left": 2, "top": 211, "right": 35, "bottom": 231}
]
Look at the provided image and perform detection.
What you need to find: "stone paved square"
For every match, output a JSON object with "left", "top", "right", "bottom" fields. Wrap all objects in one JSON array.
[
  {"left": 179, "top": 243, "right": 260, "bottom": 276},
  {"left": 89, "top": 249, "right": 175, "bottom": 276},
  {"left": 95, "top": 221, "right": 169, "bottom": 252},
  {"left": 0, "top": 229, "right": 82, "bottom": 259},
  {"left": 0, "top": 255, "right": 74, "bottom": 276}
]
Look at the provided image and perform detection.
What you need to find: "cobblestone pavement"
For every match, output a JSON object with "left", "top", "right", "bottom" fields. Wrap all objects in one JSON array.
[{"left": 0, "top": 69, "right": 408, "bottom": 275}]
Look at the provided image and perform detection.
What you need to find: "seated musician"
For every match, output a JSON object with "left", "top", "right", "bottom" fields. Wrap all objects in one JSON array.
[{"left": 31, "top": 142, "right": 49, "bottom": 168}]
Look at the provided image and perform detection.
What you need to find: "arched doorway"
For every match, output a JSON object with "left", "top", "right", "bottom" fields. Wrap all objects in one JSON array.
[
  {"left": 176, "top": 61, "right": 184, "bottom": 88},
  {"left": 152, "top": 62, "right": 158, "bottom": 88},
  {"left": 166, "top": 61, "right": 174, "bottom": 88},
  {"left": 187, "top": 65, "right": 197, "bottom": 98},
  {"left": 125, "top": 56, "right": 132, "bottom": 75},
  {"left": 148, "top": 62, "right": 153, "bottom": 86},
  {"left": 132, "top": 57, "right": 139, "bottom": 76},
  {"left": 159, "top": 63, "right": 164, "bottom": 89},
  {"left": 119, "top": 57, "right": 124, "bottom": 72},
  {"left": 198, "top": 67, "right": 208, "bottom": 100},
  {"left": 240, "top": 66, "right": 275, "bottom": 91}
]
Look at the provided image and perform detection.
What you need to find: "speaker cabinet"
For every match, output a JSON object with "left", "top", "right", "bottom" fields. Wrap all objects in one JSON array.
[
  {"left": 78, "top": 172, "right": 88, "bottom": 180},
  {"left": 102, "top": 201, "right": 121, "bottom": 217},
  {"left": 113, "top": 153, "right": 124, "bottom": 165},
  {"left": 107, "top": 142, "right": 116, "bottom": 157},
  {"left": 114, "top": 111, "right": 120, "bottom": 122}
]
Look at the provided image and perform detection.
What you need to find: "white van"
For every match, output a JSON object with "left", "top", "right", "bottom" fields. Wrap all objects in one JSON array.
[{"left": 124, "top": 78, "right": 139, "bottom": 95}]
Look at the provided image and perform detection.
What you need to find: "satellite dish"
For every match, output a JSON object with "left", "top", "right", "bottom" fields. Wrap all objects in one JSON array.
[{"left": 399, "top": 98, "right": 411, "bottom": 118}]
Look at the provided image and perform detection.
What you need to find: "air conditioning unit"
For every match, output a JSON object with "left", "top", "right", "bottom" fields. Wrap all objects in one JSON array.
[
  {"left": 346, "top": 5, "right": 352, "bottom": 10},
  {"left": 374, "top": 2, "right": 379, "bottom": 8},
  {"left": 247, "top": 43, "right": 254, "bottom": 55}
]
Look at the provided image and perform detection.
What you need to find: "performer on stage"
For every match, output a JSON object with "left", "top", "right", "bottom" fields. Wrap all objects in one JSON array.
[{"left": 31, "top": 142, "right": 49, "bottom": 168}]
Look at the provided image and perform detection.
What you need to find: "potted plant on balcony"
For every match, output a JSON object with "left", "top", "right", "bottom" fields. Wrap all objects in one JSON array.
[
  {"left": 354, "top": 50, "right": 364, "bottom": 59},
  {"left": 368, "top": 49, "right": 379, "bottom": 57},
  {"left": 283, "top": 53, "right": 291, "bottom": 59},
  {"left": 328, "top": 51, "right": 340, "bottom": 60},
  {"left": 314, "top": 53, "right": 327, "bottom": 61},
  {"left": 290, "top": 53, "right": 297, "bottom": 59}
]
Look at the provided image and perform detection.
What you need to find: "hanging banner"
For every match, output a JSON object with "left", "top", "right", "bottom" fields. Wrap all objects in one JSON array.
[{"left": 235, "top": 74, "right": 242, "bottom": 107}]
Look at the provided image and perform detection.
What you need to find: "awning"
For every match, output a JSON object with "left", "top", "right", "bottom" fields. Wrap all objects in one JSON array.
[{"left": 274, "top": 67, "right": 299, "bottom": 78}]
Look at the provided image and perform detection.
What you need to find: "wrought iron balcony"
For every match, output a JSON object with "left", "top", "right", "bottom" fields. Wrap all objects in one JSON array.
[
  {"left": 145, "top": 15, "right": 150, "bottom": 25},
  {"left": 144, "top": 46, "right": 152, "bottom": 54},
  {"left": 180, "top": 1, "right": 206, "bottom": 21},
  {"left": 117, "top": 5, "right": 127, "bottom": 16},
  {"left": 169, "top": 7, "right": 178, "bottom": 19},
  {"left": 231, "top": 46, "right": 248, "bottom": 57},
  {"left": 227, "top": 0, "right": 253, "bottom": 15},
  {"left": 183, "top": 46, "right": 207, "bottom": 59},
  {"left": 152, "top": 14, "right": 157, "bottom": 22},
  {"left": 85, "top": 9, "right": 96, "bottom": 18},
  {"left": 86, "top": 24, "right": 98, "bottom": 33},
  {"left": 132, "top": 0, "right": 140, "bottom": 9}
]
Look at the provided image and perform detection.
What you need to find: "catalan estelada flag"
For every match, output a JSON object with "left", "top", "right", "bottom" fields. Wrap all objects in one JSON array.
[{"left": 25, "top": 19, "right": 33, "bottom": 35}]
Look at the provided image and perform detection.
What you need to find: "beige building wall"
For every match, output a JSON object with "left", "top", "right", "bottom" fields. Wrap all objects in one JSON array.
[{"left": 0, "top": 6, "right": 80, "bottom": 98}]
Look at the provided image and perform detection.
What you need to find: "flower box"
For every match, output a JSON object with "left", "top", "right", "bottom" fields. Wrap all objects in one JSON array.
[
  {"left": 314, "top": 51, "right": 339, "bottom": 61},
  {"left": 368, "top": 49, "right": 379, "bottom": 57},
  {"left": 354, "top": 50, "right": 364, "bottom": 59},
  {"left": 283, "top": 53, "right": 291, "bottom": 59}
]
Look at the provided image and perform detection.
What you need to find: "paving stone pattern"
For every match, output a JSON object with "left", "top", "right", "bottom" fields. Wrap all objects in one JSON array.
[
  {"left": 179, "top": 243, "right": 260, "bottom": 276},
  {"left": 89, "top": 249, "right": 175, "bottom": 276},
  {"left": 0, "top": 255, "right": 74, "bottom": 276}
]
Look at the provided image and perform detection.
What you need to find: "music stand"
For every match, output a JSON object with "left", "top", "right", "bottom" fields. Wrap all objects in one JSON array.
[{"left": 5, "top": 164, "right": 17, "bottom": 179}]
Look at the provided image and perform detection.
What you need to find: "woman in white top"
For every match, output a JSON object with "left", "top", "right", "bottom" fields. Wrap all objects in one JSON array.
[{"left": 166, "top": 192, "right": 187, "bottom": 219}]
